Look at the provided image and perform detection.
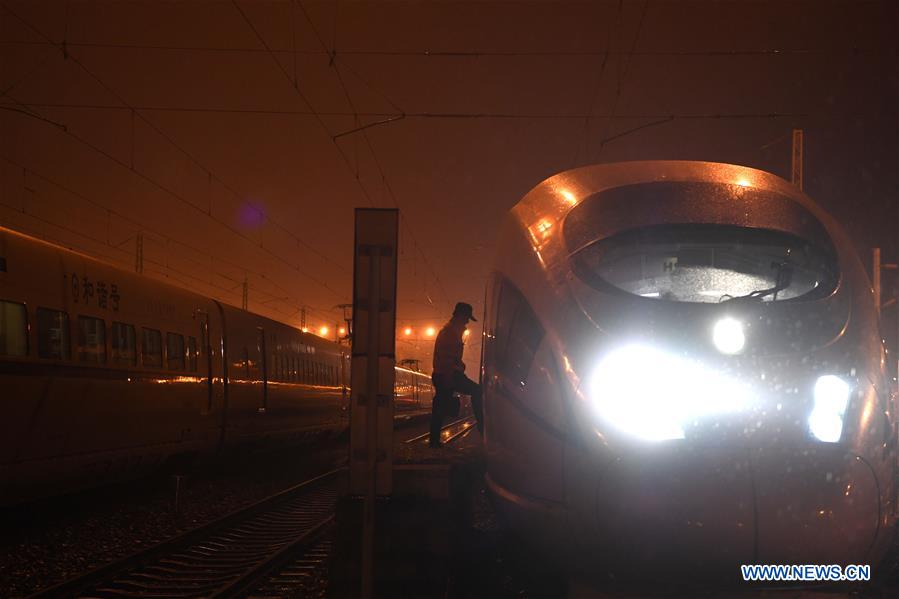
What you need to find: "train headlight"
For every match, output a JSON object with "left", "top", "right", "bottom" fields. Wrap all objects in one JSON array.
[
  {"left": 712, "top": 318, "right": 745, "bottom": 354},
  {"left": 587, "top": 345, "right": 751, "bottom": 442},
  {"left": 808, "top": 375, "right": 851, "bottom": 443}
]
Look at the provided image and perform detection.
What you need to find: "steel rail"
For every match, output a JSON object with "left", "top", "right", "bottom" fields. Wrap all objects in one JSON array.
[
  {"left": 29, "top": 468, "right": 344, "bottom": 599},
  {"left": 402, "top": 415, "right": 474, "bottom": 444}
]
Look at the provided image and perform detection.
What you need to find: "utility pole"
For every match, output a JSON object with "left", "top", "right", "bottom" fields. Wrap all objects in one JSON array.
[
  {"left": 336, "top": 303, "right": 354, "bottom": 342},
  {"left": 791, "top": 129, "right": 804, "bottom": 191},
  {"left": 135, "top": 232, "right": 144, "bottom": 274}
]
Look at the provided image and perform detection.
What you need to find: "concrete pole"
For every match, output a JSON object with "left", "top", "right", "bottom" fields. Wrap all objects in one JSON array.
[{"left": 791, "top": 129, "right": 804, "bottom": 191}]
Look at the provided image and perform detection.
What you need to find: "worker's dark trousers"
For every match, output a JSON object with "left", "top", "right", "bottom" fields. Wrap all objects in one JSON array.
[{"left": 429, "top": 371, "right": 483, "bottom": 447}]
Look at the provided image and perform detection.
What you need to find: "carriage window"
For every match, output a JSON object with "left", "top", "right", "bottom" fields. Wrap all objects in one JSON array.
[
  {"left": 78, "top": 316, "right": 106, "bottom": 364},
  {"left": 111, "top": 322, "right": 136, "bottom": 366},
  {"left": 141, "top": 328, "right": 162, "bottom": 368},
  {"left": 167, "top": 333, "right": 185, "bottom": 370},
  {"left": 0, "top": 300, "right": 28, "bottom": 356},
  {"left": 187, "top": 336, "right": 198, "bottom": 371},
  {"left": 37, "top": 307, "right": 70, "bottom": 360},
  {"left": 495, "top": 282, "right": 544, "bottom": 386}
]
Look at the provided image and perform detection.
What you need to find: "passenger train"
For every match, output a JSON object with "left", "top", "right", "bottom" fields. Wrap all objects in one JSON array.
[
  {"left": 481, "top": 161, "right": 897, "bottom": 581},
  {"left": 0, "top": 226, "right": 433, "bottom": 505}
]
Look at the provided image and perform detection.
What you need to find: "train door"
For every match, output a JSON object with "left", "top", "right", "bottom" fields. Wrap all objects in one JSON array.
[
  {"left": 486, "top": 278, "right": 564, "bottom": 502},
  {"left": 196, "top": 311, "right": 214, "bottom": 415},
  {"left": 207, "top": 301, "right": 229, "bottom": 450}
]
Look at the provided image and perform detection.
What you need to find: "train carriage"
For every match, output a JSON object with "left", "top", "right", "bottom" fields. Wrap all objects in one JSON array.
[{"left": 0, "top": 226, "right": 433, "bottom": 505}]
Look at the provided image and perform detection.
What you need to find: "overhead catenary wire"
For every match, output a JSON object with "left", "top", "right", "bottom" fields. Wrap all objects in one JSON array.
[
  {"left": 231, "top": 0, "right": 452, "bottom": 313},
  {"left": 295, "top": 0, "right": 453, "bottom": 312},
  {"left": 2, "top": 39, "right": 884, "bottom": 57},
  {"left": 2, "top": 90, "right": 347, "bottom": 304},
  {"left": 0, "top": 2, "right": 349, "bottom": 280},
  {"left": 0, "top": 155, "right": 339, "bottom": 327},
  {"left": 4, "top": 101, "right": 811, "bottom": 122},
  {"left": 570, "top": 0, "right": 615, "bottom": 167},
  {"left": 597, "top": 0, "right": 649, "bottom": 157}
]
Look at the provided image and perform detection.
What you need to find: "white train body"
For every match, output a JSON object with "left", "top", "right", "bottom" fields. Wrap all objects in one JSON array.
[
  {"left": 481, "top": 161, "right": 896, "bottom": 580},
  {"left": 0, "top": 227, "right": 432, "bottom": 504}
]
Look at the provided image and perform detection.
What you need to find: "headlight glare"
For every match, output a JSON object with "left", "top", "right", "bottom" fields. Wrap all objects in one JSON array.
[
  {"left": 588, "top": 345, "right": 751, "bottom": 442},
  {"left": 808, "top": 375, "right": 851, "bottom": 443},
  {"left": 712, "top": 317, "right": 745, "bottom": 354}
]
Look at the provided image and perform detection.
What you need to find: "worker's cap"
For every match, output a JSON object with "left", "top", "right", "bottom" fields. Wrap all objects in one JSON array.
[{"left": 452, "top": 302, "right": 477, "bottom": 322}]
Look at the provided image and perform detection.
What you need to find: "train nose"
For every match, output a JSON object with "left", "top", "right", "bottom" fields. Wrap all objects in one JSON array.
[
  {"left": 751, "top": 446, "right": 880, "bottom": 565},
  {"left": 593, "top": 445, "right": 881, "bottom": 577},
  {"left": 594, "top": 447, "right": 756, "bottom": 574}
]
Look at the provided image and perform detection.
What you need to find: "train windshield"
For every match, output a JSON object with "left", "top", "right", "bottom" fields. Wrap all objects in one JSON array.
[{"left": 571, "top": 224, "right": 838, "bottom": 303}]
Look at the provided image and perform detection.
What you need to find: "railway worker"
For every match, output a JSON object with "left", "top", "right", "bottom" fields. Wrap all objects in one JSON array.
[{"left": 429, "top": 302, "right": 483, "bottom": 447}]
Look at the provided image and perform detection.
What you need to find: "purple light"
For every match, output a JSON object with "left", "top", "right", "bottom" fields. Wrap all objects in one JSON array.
[{"left": 239, "top": 203, "right": 265, "bottom": 228}]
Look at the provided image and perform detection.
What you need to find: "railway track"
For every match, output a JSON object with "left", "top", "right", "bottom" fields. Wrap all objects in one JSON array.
[
  {"left": 403, "top": 415, "right": 478, "bottom": 446},
  {"left": 31, "top": 469, "right": 342, "bottom": 599},
  {"left": 32, "top": 417, "right": 476, "bottom": 599}
]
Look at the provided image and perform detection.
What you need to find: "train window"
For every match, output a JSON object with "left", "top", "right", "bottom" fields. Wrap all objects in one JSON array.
[
  {"left": 77, "top": 316, "right": 107, "bottom": 364},
  {"left": 167, "top": 333, "right": 185, "bottom": 370},
  {"left": 37, "top": 308, "right": 70, "bottom": 360},
  {"left": 141, "top": 328, "right": 162, "bottom": 368},
  {"left": 495, "top": 282, "right": 544, "bottom": 385},
  {"left": 111, "top": 322, "right": 137, "bottom": 366},
  {"left": 187, "top": 336, "right": 198, "bottom": 371},
  {"left": 571, "top": 224, "right": 839, "bottom": 304},
  {"left": 0, "top": 300, "right": 28, "bottom": 356}
]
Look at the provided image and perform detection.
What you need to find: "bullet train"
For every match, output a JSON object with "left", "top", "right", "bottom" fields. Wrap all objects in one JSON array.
[
  {"left": 0, "top": 226, "right": 433, "bottom": 505},
  {"left": 481, "top": 161, "right": 897, "bottom": 583}
]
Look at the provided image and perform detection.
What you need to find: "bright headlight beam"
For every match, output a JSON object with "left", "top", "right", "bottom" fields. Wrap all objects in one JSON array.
[
  {"left": 588, "top": 345, "right": 752, "bottom": 442},
  {"left": 808, "top": 375, "right": 851, "bottom": 443},
  {"left": 712, "top": 318, "right": 745, "bottom": 354}
]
